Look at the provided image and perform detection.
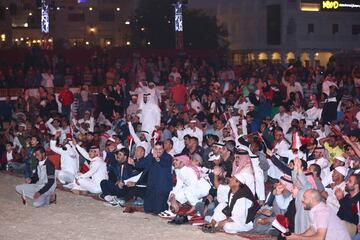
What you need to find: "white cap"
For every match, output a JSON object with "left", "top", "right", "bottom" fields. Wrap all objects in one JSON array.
[
  {"left": 334, "top": 156, "right": 346, "bottom": 163},
  {"left": 335, "top": 166, "right": 348, "bottom": 177},
  {"left": 234, "top": 172, "right": 246, "bottom": 184},
  {"left": 208, "top": 152, "right": 221, "bottom": 162}
]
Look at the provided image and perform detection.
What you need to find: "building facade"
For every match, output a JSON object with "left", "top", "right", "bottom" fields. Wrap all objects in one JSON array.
[
  {"left": 190, "top": 0, "right": 360, "bottom": 67},
  {"left": 0, "top": 0, "right": 136, "bottom": 48}
]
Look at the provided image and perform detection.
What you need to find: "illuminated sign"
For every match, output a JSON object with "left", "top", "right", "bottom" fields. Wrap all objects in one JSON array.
[
  {"left": 301, "top": 0, "right": 360, "bottom": 11},
  {"left": 322, "top": 1, "right": 339, "bottom": 9}
]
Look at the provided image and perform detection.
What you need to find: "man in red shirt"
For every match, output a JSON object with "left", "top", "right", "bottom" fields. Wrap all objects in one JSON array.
[
  {"left": 58, "top": 84, "right": 74, "bottom": 119},
  {"left": 170, "top": 78, "right": 187, "bottom": 110}
]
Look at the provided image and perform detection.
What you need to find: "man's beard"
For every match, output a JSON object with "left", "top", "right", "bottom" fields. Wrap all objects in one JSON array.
[
  {"left": 303, "top": 204, "right": 312, "bottom": 211},
  {"left": 345, "top": 185, "right": 354, "bottom": 193}
]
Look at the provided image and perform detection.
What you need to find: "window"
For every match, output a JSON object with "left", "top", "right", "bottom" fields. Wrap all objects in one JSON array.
[
  {"left": 68, "top": 13, "right": 85, "bottom": 21},
  {"left": 352, "top": 25, "right": 360, "bottom": 35},
  {"left": 307, "top": 23, "right": 314, "bottom": 33},
  {"left": 98, "top": 11, "right": 115, "bottom": 22},
  {"left": 332, "top": 24, "right": 339, "bottom": 34}
]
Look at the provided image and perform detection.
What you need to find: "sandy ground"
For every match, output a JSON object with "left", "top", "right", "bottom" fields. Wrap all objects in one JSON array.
[{"left": 0, "top": 172, "right": 248, "bottom": 240}]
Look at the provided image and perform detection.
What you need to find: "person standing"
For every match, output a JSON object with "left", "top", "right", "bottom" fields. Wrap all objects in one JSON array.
[{"left": 58, "top": 84, "right": 74, "bottom": 119}]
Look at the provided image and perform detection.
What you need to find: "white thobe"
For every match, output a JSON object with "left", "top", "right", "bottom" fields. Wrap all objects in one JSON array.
[
  {"left": 211, "top": 194, "right": 253, "bottom": 233},
  {"left": 238, "top": 167, "right": 256, "bottom": 196},
  {"left": 72, "top": 145, "right": 108, "bottom": 194},
  {"left": 170, "top": 166, "right": 210, "bottom": 206},
  {"left": 267, "top": 140, "right": 290, "bottom": 179},
  {"left": 178, "top": 127, "right": 203, "bottom": 146},
  {"left": 305, "top": 107, "right": 322, "bottom": 126},
  {"left": 273, "top": 113, "right": 292, "bottom": 133},
  {"left": 50, "top": 140, "right": 79, "bottom": 184},
  {"left": 233, "top": 99, "right": 251, "bottom": 116},
  {"left": 46, "top": 118, "right": 66, "bottom": 144},
  {"left": 325, "top": 181, "right": 346, "bottom": 213},
  {"left": 139, "top": 101, "right": 161, "bottom": 136}
]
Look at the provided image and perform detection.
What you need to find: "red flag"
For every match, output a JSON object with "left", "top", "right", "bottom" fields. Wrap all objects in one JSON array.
[{"left": 276, "top": 214, "right": 289, "bottom": 229}]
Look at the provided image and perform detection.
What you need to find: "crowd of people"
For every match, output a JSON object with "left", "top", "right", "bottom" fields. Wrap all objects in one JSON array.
[{"left": 1, "top": 52, "right": 360, "bottom": 240}]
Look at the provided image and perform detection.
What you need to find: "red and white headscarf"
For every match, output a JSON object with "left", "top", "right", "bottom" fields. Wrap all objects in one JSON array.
[
  {"left": 232, "top": 150, "right": 253, "bottom": 176},
  {"left": 175, "top": 155, "right": 202, "bottom": 179}
]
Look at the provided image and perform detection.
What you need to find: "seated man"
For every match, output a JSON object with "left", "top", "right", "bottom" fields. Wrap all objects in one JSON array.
[
  {"left": 128, "top": 142, "right": 172, "bottom": 214},
  {"left": 50, "top": 134, "right": 79, "bottom": 185},
  {"left": 336, "top": 174, "right": 360, "bottom": 237},
  {"left": 100, "top": 148, "right": 138, "bottom": 204},
  {"left": 15, "top": 147, "right": 56, "bottom": 208},
  {"left": 285, "top": 189, "right": 351, "bottom": 240},
  {"left": 0, "top": 142, "right": 22, "bottom": 172},
  {"left": 168, "top": 154, "right": 211, "bottom": 214},
  {"left": 205, "top": 173, "right": 258, "bottom": 234},
  {"left": 67, "top": 140, "right": 108, "bottom": 194}
]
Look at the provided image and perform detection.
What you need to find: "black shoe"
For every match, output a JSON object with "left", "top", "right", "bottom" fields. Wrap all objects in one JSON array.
[{"left": 98, "top": 193, "right": 105, "bottom": 201}]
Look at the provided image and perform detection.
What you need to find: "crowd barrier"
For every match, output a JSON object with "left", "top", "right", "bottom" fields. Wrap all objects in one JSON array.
[{"left": 0, "top": 86, "right": 103, "bottom": 100}]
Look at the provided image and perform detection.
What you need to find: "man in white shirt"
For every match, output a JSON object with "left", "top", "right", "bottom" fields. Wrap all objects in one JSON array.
[
  {"left": 267, "top": 127, "right": 290, "bottom": 180},
  {"left": 273, "top": 105, "right": 293, "bottom": 133},
  {"left": 46, "top": 118, "right": 66, "bottom": 144},
  {"left": 177, "top": 119, "right": 204, "bottom": 146},
  {"left": 233, "top": 94, "right": 251, "bottom": 116},
  {"left": 304, "top": 100, "right": 322, "bottom": 127},
  {"left": 282, "top": 73, "right": 303, "bottom": 100}
]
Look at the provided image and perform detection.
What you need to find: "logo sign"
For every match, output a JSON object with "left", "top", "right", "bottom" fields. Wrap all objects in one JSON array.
[
  {"left": 320, "top": 0, "right": 360, "bottom": 11},
  {"left": 322, "top": 1, "right": 339, "bottom": 9}
]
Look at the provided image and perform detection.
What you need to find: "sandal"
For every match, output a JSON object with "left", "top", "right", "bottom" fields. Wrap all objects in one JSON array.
[{"left": 201, "top": 224, "right": 216, "bottom": 233}]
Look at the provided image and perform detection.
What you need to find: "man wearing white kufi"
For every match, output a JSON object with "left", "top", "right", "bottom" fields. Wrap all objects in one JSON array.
[
  {"left": 322, "top": 155, "right": 347, "bottom": 187},
  {"left": 138, "top": 93, "right": 161, "bottom": 136},
  {"left": 168, "top": 155, "right": 211, "bottom": 214},
  {"left": 127, "top": 119, "right": 151, "bottom": 157},
  {"left": 68, "top": 143, "right": 108, "bottom": 194},
  {"left": 206, "top": 171, "right": 258, "bottom": 234},
  {"left": 50, "top": 135, "right": 79, "bottom": 185},
  {"left": 325, "top": 165, "right": 347, "bottom": 213}
]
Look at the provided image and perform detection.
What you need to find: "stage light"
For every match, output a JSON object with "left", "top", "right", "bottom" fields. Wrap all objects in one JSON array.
[
  {"left": 125, "top": 21, "right": 130, "bottom": 25},
  {"left": 116, "top": 8, "right": 120, "bottom": 11}
]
